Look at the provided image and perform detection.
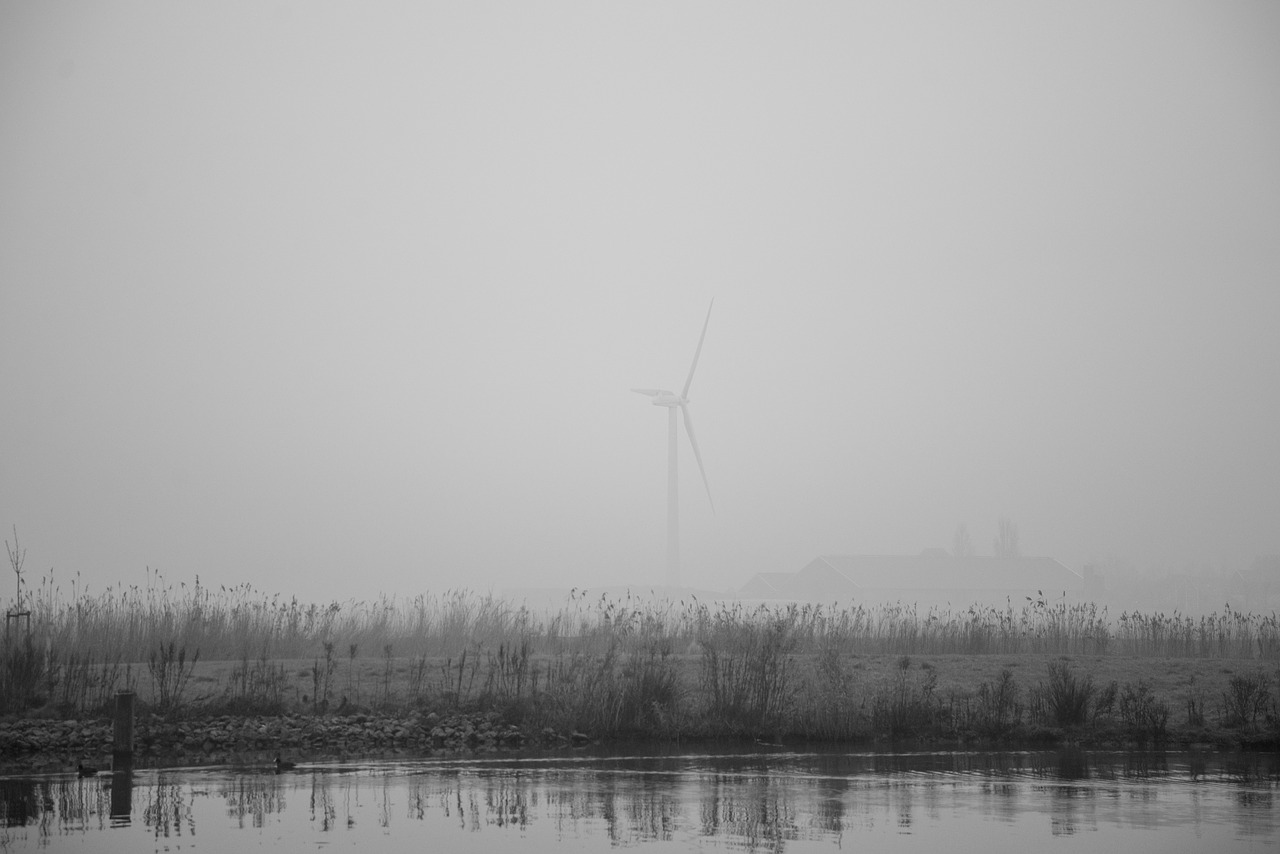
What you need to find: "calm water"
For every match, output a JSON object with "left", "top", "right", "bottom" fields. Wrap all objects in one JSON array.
[{"left": 2, "top": 748, "right": 1277, "bottom": 852}]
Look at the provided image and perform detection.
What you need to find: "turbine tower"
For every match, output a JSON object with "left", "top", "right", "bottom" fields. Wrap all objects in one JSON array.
[{"left": 632, "top": 300, "right": 715, "bottom": 589}]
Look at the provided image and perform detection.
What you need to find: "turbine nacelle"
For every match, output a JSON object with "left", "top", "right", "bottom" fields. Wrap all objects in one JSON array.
[{"left": 631, "top": 388, "right": 686, "bottom": 407}]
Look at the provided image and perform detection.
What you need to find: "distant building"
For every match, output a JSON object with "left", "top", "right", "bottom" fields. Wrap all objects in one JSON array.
[
  {"left": 500, "top": 584, "right": 733, "bottom": 613},
  {"left": 739, "top": 552, "right": 1084, "bottom": 610}
]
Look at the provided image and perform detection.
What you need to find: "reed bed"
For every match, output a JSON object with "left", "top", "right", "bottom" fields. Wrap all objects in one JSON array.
[
  {"left": 4, "top": 573, "right": 1280, "bottom": 741},
  {"left": 7, "top": 572, "right": 1280, "bottom": 668}
]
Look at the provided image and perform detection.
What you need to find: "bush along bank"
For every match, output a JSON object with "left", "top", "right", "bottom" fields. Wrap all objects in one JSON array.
[{"left": 788, "top": 655, "right": 1280, "bottom": 751}]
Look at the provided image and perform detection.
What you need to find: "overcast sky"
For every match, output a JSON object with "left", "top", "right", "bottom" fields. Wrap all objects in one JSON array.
[{"left": 2, "top": 2, "right": 1278, "bottom": 603}]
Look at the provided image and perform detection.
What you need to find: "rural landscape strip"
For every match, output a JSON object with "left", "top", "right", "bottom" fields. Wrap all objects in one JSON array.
[{"left": 3, "top": 585, "right": 1279, "bottom": 772}]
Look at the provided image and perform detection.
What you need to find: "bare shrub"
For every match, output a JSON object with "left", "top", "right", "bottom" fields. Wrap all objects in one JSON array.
[
  {"left": 540, "top": 645, "right": 617, "bottom": 732},
  {"left": 43, "top": 649, "right": 128, "bottom": 716},
  {"left": 616, "top": 640, "right": 682, "bottom": 734},
  {"left": 1221, "top": 672, "right": 1272, "bottom": 730},
  {"left": 311, "top": 641, "right": 337, "bottom": 712},
  {"left": 699, "top": 614, "right": 796, "bottom": 736},
  {"left": 481, "top": 640, "right": 533, "bottom": 707},
  {"left": 148, "top": 640, "right": 200, "bottom": 714},
  {"left": 1035, "top": 661, "right": 1096, "bottom": 727},
  {"left": 973, "top": 668, "right": 1020, "bottom": 735},
  {"left": 870, "top": 656, "right": 939, "bottom": 737},
  {"left": 1185, "top": 677, "right": 1208, "bottom": 727},
  {"left": 793, "top": 642, "right": 867, "bottom": 740},
  {"left": 1118, "top": 682, "right": 1169, "bottom": 743},
  {"left": 0, "top": 635, "right": 45, "bottom": 714},
  {"left": 217, "top": 648, "right": 290, "bottom": 715},
  {"left": 1093, "top": 680, "right": 1118, "bottom": 722}
]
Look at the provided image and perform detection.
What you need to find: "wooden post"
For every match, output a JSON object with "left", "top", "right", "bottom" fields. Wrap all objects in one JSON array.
[
  {"left": 112, "top": 690, "right": 135, "bottom": 773},
  {"left": 4, "top": 610, "right": 31, "bottom": 640}
]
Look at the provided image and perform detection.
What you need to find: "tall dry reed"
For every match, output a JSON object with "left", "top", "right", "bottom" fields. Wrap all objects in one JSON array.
[{"left": 5, "top": 572, "right": 1280, "bottom": 720}]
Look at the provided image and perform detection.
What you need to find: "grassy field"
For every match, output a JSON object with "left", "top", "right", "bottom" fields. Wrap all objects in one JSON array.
[
  {"left": 3, "top": 578, "right": 1279, "bottom": 747},
  {"left": 173, "top": 649, "right": 1271, "bottom": 739}
]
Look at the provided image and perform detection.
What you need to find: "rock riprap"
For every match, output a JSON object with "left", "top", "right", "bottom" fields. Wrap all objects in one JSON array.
[{"left": 0, "top": 711, "right": 584, "bottom": 772}]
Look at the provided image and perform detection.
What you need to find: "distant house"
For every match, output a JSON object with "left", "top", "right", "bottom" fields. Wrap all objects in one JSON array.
[{"left": 739, "top": 552, "right": 1084, "bottom": 610}]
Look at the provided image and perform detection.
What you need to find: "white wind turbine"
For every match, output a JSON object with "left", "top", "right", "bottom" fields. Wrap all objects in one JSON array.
[{"left": 632, "top": 300, "right": 715, "bottom": 588}]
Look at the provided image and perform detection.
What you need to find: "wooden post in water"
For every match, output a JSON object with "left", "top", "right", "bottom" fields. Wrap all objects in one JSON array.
[
  {"left": 112, "top": 690, "right": 135, "bottom": 773},
  {"left": 109, "top": 768, "right": 133, "bottom": 826}
]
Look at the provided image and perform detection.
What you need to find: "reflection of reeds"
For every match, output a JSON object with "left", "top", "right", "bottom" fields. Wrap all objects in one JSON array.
[
  {"left": 143, "top": 779, "right": 196, "bottom": 837},
  {"left": 218, "top": 776, "right": 285, "bottom": 829},
  {"left": 0, "top": 778, "right": 114, "bottom": 835}
]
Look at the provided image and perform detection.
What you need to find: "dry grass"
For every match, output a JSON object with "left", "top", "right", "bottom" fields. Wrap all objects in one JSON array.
[
  {"left": 162, "top": 649, "right": 1271, "bottom": 739},
  {"left": 4, "top": 577, "right": 1279, "bottom": 744}
]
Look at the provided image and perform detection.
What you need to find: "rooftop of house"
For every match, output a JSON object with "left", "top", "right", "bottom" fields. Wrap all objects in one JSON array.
[
  {"left": 804, "top": 553, "right": 1082, "bottom": 592},
  {"left": 739, "top": 553, "right": 1083, "bottom": 601}
]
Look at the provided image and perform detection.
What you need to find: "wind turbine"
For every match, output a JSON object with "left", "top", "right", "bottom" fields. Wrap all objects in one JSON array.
[{"left": 632, "top": 300, "right": 715, "bottom": 589}]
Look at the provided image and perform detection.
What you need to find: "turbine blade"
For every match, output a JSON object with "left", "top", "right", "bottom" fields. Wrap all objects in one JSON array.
[
  {"left": 631, "top": 388, "right": 669, "bottom": 397},
  {"left": 681, "top": 299, "right": 714, "bottom": 399},
  {"left": 680, "top": 403, "right": 714, "bottom": 513}
]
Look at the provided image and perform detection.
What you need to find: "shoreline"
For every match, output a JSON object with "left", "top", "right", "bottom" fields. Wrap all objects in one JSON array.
[
  {"left": 3, "top": 706, "right": 1277, "bottom": 777},
  {"left": 4, "top": 649, "right": 1279, "bottom": 775}
]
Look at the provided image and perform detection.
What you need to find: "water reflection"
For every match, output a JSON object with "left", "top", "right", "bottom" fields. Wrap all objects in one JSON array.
[
  {"left": 2, "top": 748, "right": 1278, "bottom": 852},
  {"left": 108, "top": 772, "right": 131, "bottom": 827},
  {"left": 142, "top": 775, "right": 195, "bottom": 840},
  {"left": 0, "top": 776, "right": 111, "bottom": 836},
  {"left": 219, "top": 774, "right": 284, "bottom": 828}
]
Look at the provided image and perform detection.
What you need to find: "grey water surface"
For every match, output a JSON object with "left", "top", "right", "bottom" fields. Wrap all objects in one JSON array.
[{"left": 2, "top": 748, "right": 1277, "bottom": 852}]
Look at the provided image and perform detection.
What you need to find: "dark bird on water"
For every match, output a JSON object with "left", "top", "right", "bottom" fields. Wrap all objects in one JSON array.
[
  {"left": 274, "top": 754, "right": 296, "bottom": 772},
  {"left": 77, "top": 762, "right": 98, "bottom": 777}
]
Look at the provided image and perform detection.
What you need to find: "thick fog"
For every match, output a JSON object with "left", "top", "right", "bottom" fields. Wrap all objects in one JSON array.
[{"left": 2, "top": 3, "right": 1278, "bottom": 603}]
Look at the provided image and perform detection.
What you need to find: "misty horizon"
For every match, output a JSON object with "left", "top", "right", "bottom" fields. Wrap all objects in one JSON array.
[{"left": 3, "top": 4, "right": 1278, "bottom": 605}]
